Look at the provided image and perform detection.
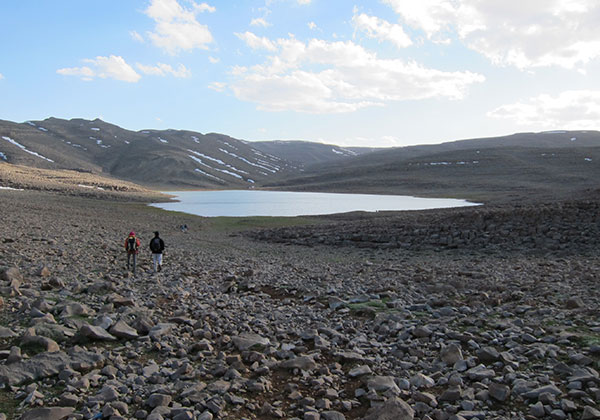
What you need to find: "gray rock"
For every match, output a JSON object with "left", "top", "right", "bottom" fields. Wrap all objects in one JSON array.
[
  {"left": 476, "top": 346, "right": 500, "bottom": 363},
  {"left": 79, "top": 324, "right": 116, "bottom": 341},
  {"left": 109, "top": 320, "right": 139, "bottom": 339},
  {"left": 147, "top": 393, "right": 172, "bottom": 408},
  {"left": 232, "top": 333, "right": 270, "bottom": 351},
  {"left": 488, "top": 382, "right": 511, "bottom": 402},
  {"left": 440, "top": 343, "right": 463, "bottom": 365},
  {"left": 581, "top": 406, "right": 600, "bottom": 420},
  {"left": 466, "top": 365, "right": 495, "bottom": 381},
  {"left": 367, "top": 376, "right": 401, "bottom": 395},
  {"left": 21, "top": 335, "right": 60, "bottom": 353},
  {"left": 321, "top": 411, "right": 345, "bottom": 420},
  {"left": 529, "top": 401, "right": 546, "bottom": 418},
  {"left": 410, "top": 372, "right": 435, "bottom": 389},
  {"left": 20, "top": 407, "right": 75, "bottom": 420},
  {"left": 348, "top": 365, "right": 372, "bottom": 378},
  {"left": 523, "top": 384, "right": 563, "bottom": 400},
  {"left": 0, "top": 350, "right": 104, "bottom": 386},
  {"left": 363, "top": 396, "right": 415, "bottom": 420},
  {"left": 0, "top": 327, "right": 16, "bottom": 338},
  {"left": 278, "top": 355, "right": 317, "bottom": 371},
  {"left": 149, "top": 323, "right": 175, "bottom": 340}
]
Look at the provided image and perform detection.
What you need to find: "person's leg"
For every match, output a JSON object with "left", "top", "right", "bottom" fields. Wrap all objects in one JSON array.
[
  {"left": 127, "top": 253, "right": 131, "bottom": 270},
  {"left": 157, "top": 253, "right": 163, "bottom": 272},
  {"left": 132, "top": 253, "right": 137, "bottom": 275},
  {"left": 152, "top": 253, "right": 158, "bottom": 273}
]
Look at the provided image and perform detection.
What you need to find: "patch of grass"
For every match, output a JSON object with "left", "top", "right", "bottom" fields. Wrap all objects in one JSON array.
[
  {"left": 0, "top": 389, "right": 19, "bottom": 419},
  {"left": 206, "top": 216, "right": 319, "bottom": 232}
]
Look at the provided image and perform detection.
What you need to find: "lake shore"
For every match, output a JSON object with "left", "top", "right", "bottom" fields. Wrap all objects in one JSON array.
[{"left": 0, "top": 188, "right": 599, "bottom": 419}]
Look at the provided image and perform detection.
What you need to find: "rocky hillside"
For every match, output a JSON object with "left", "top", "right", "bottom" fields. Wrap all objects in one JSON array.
[
  {"left": 2, "top": 117, "right": 599, "bottom": 202},
  {"left": 0, "top": 118, "right": 297, "bottom": 189},
  {"left": 266, "top": 131, "right": 600, "bottom": 202}
]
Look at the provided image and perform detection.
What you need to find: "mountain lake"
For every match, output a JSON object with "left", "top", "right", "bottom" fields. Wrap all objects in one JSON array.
[{"left": 150, "top": 190, "right": 480, "bottom": 217}]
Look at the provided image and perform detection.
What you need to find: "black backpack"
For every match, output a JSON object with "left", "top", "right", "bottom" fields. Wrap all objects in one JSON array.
[
  {"left": 127, "top": 237, "right": 137, "bottom": 252},
  {"left": 150, "top": 237, "right": 161, "bottom": 253}
]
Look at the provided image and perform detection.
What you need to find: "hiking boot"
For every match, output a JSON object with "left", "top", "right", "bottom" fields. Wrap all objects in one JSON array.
[{"left": 158, "top": 265, "right": 162, "bottom": 272}]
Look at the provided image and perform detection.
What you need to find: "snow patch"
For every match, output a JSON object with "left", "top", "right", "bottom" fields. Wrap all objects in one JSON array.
[
  {"left": 585, "top": 157, "right": 592, "bottom": 162},
  {"left": 222, "top": 141, "right": 238, "bottom": 150},
  {"left": 191, "top": 136, "right": 200, "bottom": 144},
  {"left": 188, "top": 150, "right": 249, "bottom": 175},
  {"left": 194, "top": 168, "right": 225, "bottom": 182},
  {"left": 159, "top": 137, "right": 168, "bottom": 143},
  {"left": 571, "top": 137, "right": 577, "bottom": 141},
  {"left": 1, "top": 136, "right": 54, "bottom": 162},
  {"left": 218, "top": 148, "right": 276, "bottom": 173},
  {"left": 0, "top": 152, "right": 7, "bottom": 160},
  {"left": 26, "top": 121, "right": 36, "bottom": 127},
  {"left": 0, "top": 186, "right": 24, "bottom": 191},
  {"left": 38, "top": 127, "right": 48, "bottom": 132},
  {"left": 91, "top": 127, "right": 100, "bottom": 131},
  {"left": 78, "top": 184, "right": 105, "bottom": 190}
]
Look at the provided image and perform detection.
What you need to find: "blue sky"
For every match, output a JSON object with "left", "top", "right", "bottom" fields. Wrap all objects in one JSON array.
[{"left": 1, "top": 0, "right": 599, "bottom": 147}]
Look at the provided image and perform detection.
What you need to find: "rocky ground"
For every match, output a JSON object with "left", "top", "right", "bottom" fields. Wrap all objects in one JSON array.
[{"left": 0, "top": 189, "right": 599, "bottom": 420}]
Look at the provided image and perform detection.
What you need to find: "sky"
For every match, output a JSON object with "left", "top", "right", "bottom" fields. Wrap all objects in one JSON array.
[{"left": 1, "top": 0, "right": 600, "bottom": 148}]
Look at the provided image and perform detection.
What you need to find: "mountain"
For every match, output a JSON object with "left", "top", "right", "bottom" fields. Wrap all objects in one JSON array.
[
  {"left": 263, "top": 131, "right": 600, "bottom": 202},
  {"left": 1, "top": 117, "right": 599, "bottom": 202},
  {"left": 0, "top": 117, "right": 305, "bottom": 189},
  {"left": 251, "top": 140, "right": 379, "bottom": 165}
]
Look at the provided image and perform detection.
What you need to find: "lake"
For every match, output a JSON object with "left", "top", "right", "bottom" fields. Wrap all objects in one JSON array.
[{"left": 150, "top": 190, "right": 479, "bottom": 217}]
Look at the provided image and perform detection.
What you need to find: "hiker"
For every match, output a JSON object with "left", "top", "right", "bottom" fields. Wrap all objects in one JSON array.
[
  {"left": 124, "top": 231, "right": 141, "bottom": 274},
  {"left": 149, "top": 231, "right": 165, "bottom": 273}
]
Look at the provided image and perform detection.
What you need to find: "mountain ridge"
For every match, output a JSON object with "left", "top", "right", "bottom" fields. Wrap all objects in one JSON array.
[{"left": 1, "top": 117, "right": 599, "bottom": 202}]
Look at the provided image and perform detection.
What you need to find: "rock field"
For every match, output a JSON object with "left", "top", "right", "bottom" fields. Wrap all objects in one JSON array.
[{"left": 0, "top": 189, "right": 599, "bottom": 420}]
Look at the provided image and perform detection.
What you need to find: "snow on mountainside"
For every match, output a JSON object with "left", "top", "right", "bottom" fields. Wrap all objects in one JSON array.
[{"left": 0, "top": 118, "right": 314, "bottom": 189}]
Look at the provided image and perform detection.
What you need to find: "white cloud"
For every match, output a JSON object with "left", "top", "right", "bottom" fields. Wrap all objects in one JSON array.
[
  {"left": 230, "top": 35, "right": 484, "bottom": 113},
  {"left": 307, "top": 22, "right": 317, "bottom": 30},
  {"left": 297, "top": 0, "right": 312, "bottom": 4},
  {"left": 251, "top": 17, "right": 271, "bottom": 27},
  {"left": 0, "top": 73, "right": 4, "bottom": 80},
  {"left": 208, "top": 82, "right": 227, "bottom": 92},
  {"left": 57, "top": 55, "right": 141, "bottom": 83},
  {"left": 352, "top": 11, "right": 412, "bottom": 49},
  {"left": 488, "top": 90, "right": 600, "bottom": 129},
  {"left": 383, "top": 0, "right": 600, "bottom": 69},
  {"left": 130, "top": 30, "right": 144, "bottom": 43},
  {"left": 144, "top": 0, "right": 214, "bottom": 55},
  {"left": 136, "top": 62, "right": 191, "bottom": 78},
  {"left": 235, "top": 31, "right": 277, "bottom": 51},
  {"left": 208, "top": 56, "right": 220, "bottom": 64}
]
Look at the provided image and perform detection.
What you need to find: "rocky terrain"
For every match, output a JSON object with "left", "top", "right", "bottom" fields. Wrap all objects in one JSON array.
[
  {"left": 0, "top": 188, "right": 599, "bottom": 420},
  {"left": 0, "top": 162, "right": 166, "bottom": 202}
]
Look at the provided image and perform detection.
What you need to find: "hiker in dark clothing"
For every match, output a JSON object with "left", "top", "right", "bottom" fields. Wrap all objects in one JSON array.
[
  {"left": 124, "top": 231, "right": 141, "bottom": 274},
  {"left": 149, "top": 231, "right": 165, "bottom": 273}
]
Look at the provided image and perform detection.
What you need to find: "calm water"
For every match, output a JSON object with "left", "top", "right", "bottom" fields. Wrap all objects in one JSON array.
[{"left": 150, "top": 190, "right": 479, "bottom": 217}]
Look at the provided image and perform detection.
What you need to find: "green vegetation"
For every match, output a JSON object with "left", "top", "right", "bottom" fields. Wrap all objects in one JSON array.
[
  {"left": 206, "top": 216, "right": 319, "bottom": 232},
  {"left": 0, "top": 389, "right": 19, "bottom": 419}
]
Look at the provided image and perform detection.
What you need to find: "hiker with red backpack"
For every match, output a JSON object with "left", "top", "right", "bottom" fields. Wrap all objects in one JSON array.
[
  {"left": 149, "top": 231, "right": 165, "bottom": 273},
  {"left": 124, "top": 231, "right": 141, "bottom": 274}
]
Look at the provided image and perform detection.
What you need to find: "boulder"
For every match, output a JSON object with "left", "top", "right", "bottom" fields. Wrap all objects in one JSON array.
[
  {"left": 363, "top": 397, "right": 414, "bottom": 420},
  {"left": 232, "top": 333, "right": 270, "bottom": 351},
  {"left": 20, "top": 407, "right": 75, "bottom": 420}
]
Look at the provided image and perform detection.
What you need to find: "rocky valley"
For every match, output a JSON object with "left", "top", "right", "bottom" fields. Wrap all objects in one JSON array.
[{"left": 0, "top": 186, "right": 598, "bottom": 420}]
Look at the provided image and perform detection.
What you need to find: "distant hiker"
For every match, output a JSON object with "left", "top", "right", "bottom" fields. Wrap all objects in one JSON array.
[
  {"left": 124, "top": 231, "right": 141, "bottom": 274},
  {"left": 149, "top": 231, "right": 165, "bottom": 273},
  {"left": 180, "top": 224, "right": 188, "bottom": 233}
]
